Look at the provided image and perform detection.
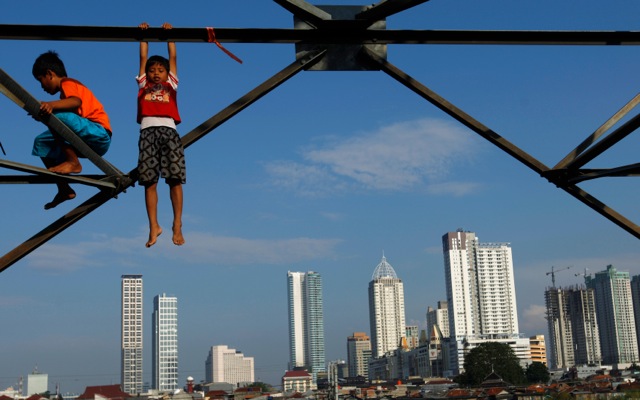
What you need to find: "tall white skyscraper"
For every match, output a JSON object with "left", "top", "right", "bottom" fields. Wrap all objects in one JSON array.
[
  {"left": 442, "top": 230, "right": 527, "bottom": 374},
  {"left": 368, "top": 255, "right": 406, "bottom": 358},
  {"left": 347, "top": 332, "right": 372, "bottom": 378},
  {"left": 205, "top": 345, "right": 254, "bottom": 387},
  {"left": 287, "top": 271, "right": 326, "bottom": 381},
  {"left": 586, "top": 265, "right": 638, "bottom": 364},
  {"left": 121, "top": 275, "right": 143, "bottom": 394},
  {"left": 152, "top": 293, "right": 178, "bottom": 392}
]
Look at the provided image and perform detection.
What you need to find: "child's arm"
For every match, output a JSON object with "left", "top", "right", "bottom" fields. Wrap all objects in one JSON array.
[
  {"left": 38, "top": 97, "right": 82, "bottom": 117},
  {"left": 139, "top": 22, "right": 149, "bottom": 77},
  {"left": 162, "top": 22, "right": 177, "bottom": 76}
]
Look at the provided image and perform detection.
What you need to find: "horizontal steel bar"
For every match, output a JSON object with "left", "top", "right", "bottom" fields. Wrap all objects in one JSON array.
[
  {"left": 1, "top": 25, "right": 640, "bottom": 45},
  {"left": 0, "top": 159, "right": 116, "bottom": 188}
]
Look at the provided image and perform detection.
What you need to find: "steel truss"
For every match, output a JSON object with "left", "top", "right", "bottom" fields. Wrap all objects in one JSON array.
[{"left": 1, "top": 0, "right": 639, "bottom": 273}]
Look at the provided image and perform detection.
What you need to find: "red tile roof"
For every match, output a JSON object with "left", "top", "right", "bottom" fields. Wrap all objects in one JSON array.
[
  {"left": 283, "top": 370, "right": 311, "bottom": 378},
  {"left": 76, "top": 384, "right": 130, "bottom": 400}
]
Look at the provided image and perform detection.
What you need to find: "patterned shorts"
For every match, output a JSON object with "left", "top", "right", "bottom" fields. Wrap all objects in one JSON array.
[{"left": 138, "top": 126, "right": 186, "bottom": 185}]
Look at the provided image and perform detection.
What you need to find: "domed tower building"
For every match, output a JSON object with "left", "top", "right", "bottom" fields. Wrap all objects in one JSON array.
[{"left": 368, "top": 255, "right": 406, "bottom": 358}]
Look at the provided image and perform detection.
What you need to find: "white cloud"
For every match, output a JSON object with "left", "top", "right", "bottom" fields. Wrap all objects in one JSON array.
[
  {"left": 25, "top": 230, "right": 342, "bottom": 272},
  {"left": 521, "top": 304, "right": 547, "bottom": 334},
  {"left": 265, "top": 117, "right": 483, "bottom": 196}
]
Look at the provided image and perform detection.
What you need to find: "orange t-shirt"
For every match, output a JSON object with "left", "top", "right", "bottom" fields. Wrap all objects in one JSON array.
[{"left": 60, "top": 78, "right": 112, "bottom": 133}]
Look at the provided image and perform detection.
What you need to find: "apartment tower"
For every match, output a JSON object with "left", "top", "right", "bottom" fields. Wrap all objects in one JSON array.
[
  {"left": 287, "top": 271, "right": 326, "bottom": 382},
  {"left": 586, "top": 265, "right": 638, "bottom": 364},
  {"left": 442, "top": 230, "right": 527, "bottom": 374},
  {"left": 368, "top": 255, "right": 406, "bottom": 358},
  {"left": 152, "top": 293, "right": 178, "bottom": 392},
  {"left": 121, "top": 275, "right": 143, "bottom": 394}
]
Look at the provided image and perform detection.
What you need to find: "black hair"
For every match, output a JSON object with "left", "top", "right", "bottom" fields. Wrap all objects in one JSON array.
[
  {"left": 145, "top": 55, "right": 170, "bottom": 74},
  {"left": 32, "top": 50, "right": 68, "bottom": 78}
]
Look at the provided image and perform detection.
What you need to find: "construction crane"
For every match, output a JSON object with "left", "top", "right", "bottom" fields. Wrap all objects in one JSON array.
[
  {"left": 546, "top": 265, "right": 572, "bottom": 287},
  {"left": 575, "top": 268, "right": 590, "bottom": 282}
]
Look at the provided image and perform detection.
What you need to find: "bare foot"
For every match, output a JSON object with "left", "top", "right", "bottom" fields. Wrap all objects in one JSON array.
[
  {"left": 49, "top": 161, "right": 82, "bottom": 174},
  {"left": 44, "top": 189, "right": 76, "bottom": 210},
  {"left": 172, "top": 224, "right": 185, "bottom": 246},
  {"left": 146, "top": 226, "right": 163, "bottom": 248}
]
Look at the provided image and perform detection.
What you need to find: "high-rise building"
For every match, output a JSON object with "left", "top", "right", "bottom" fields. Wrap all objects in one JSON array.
[
  {"left": 121, "top": 275, "right": 143, "bottom": 394},
  {"left": 368, "top": 255, "right": 406, "bottom": 358},
  {"left": 545, "top": 287, "right": 575, "bottom": 369},
  {"left": 630, "top": 275, "right": 640, "bottom": 355},
  {"left": 426, "top": 301, "right": 450, "bottom": 340},
  {"left": 152, "top": 293, "right": 178, "bottom": 392},
  {"left": 205, "top": 345, "right": 254, "bottom": 387},
  {"left": 442, "top": 230, "right": 527, "bottom": 374},
  {"left": 346, "top": 332, "right": 372, "bottom": 378},
  {"left": 586, "top": 265, "right": 638, "bottom": 364},
  {"left": 287, "top": 271, "right": 326, "bottom": 381}
]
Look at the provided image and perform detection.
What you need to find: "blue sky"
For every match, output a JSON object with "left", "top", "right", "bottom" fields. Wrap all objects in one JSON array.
[{"left": 1, "top": 0, "right": 640, "bottom": 394}]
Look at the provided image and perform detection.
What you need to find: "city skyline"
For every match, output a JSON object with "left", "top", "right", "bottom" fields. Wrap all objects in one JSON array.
[{"left": 2, "top": 0, "right": 640, "bottom": 395}]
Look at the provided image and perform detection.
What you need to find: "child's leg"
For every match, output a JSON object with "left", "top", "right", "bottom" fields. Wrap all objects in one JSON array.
[
  {"left": 169, "top": 181, "right": 184, "bottom": 246},
  {"left": 48, "top": 143, "right": 82, "bottom": 174},
  {"left": 41, "top": 156, "right": 76, "bottom": 210},
  {"left": 145, "top": 182, "right": 162, "bottom": 248}
]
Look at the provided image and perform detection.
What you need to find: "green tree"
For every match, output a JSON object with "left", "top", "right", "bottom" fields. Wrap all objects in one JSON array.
[
  {"left": 457, "top": 342, "right": 526, "bottom": 386},
  {"left": 525, "top": 362, "right": 550, "bottom": 384},
  {"left": 244, "top": 382, "right": 274, "bottom": 393}
]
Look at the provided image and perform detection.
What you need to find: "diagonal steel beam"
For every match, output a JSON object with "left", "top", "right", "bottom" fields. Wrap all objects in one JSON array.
[
  {"left": 0, "top": 188, "right": 115, "bottom": 273},
  {"left": 563, "top": 184, "right": 640, "bottom": 239},
  {"left": 182, "top": 48, "right": 327, "bottom": 148},
  {"left": 0, "top": 158, "right": 116, "bottom": 189},
  {"left": 563, "top": 111, "right": 640, "bottom": 170},
  {"left": 1, "top": 25, "right": 640, "bottom": 45},
  {"left": 0, "top": 68, "right": 122, "bottom": 177},
  {"left": 359, "top": 47, "right": 640, "bottom": 239},
  {"left": 356, "top": 0, "right": 431, "bottom": 23},
  {"left": 555, "top": 92, "right": 640, "bottom": 169},
  {"left": 567, "top": 164, "right": 640, "bottom": 184},
  {"left": 359, "top": 47, "right": 549, "bottom": 175},
  {"left": 273, "top": 0, "right": 332, "bottom": 29}
]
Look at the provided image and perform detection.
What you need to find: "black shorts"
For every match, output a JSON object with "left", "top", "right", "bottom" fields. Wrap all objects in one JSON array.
[{"left": 138, "top": 126, "right": 186, "bottom": 185}]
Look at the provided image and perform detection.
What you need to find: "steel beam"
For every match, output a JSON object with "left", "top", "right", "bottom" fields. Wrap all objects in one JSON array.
[
  {"left": 182, "top": 49, "right": 326, "bottom": 148},
  {"left": 273, "top": 0, "right": 332, "bottom": 28},
  {"left": 359, "top": 47, "right": 549, "bottom": 175},
  {"left": 360, "top": 47, "right": 640, "bottom": 240},
  {"left": 0, "top": 189, "right": 115, "bottom": 273},
  {"left": 0, "top": 159, "right": 116, "bottom": 189},
  {"left": 555, "top": 92, "right": 640, "bottom": 169},
  {"left": 564, "top": 112, "right": 640, "bottom": 170},
  {"left": 1, "top": 25, "right": 640, "bottom": 45}
]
